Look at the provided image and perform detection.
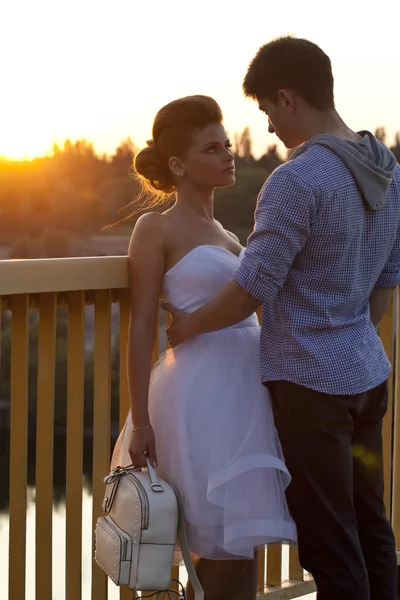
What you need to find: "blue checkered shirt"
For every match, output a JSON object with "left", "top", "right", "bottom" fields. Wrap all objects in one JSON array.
[{"left": 234, "top": 145, "right": 400, "bottom": 395}]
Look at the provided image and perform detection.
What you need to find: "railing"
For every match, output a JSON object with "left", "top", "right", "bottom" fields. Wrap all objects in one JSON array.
[{"left": 0, "top": 256, "right": 399, "bottom": 600}]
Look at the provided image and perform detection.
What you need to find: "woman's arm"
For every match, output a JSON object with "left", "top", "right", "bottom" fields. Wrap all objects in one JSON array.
[{"left": 126, "top": 213, "right": 166, "bottom": 466}]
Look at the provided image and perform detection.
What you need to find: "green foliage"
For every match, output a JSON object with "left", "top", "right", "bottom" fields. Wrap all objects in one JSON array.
[
  {"left": 215, "top": 166, "right": 272, "bottom": 242},
  {"left": 0, "top": 130, "right": 285, "bottom": 256},
  {"left": 0, "top": 138, "right": 141, "bottom": 256}
]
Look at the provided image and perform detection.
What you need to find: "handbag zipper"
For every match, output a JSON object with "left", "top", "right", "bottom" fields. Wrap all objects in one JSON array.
[
  {"left": 103, "top": 516, "right": 129, "bottom": 560},
  {"left": 128, "top": 474, "right": 150, "bottom": 530}
]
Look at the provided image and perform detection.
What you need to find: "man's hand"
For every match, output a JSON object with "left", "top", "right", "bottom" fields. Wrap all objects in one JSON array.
[
  {"left": 162, "top": 304, "right": 195, "bottom": 347},
  {"left": 162, "top": 280, "right": 260, "bottom": 345}
]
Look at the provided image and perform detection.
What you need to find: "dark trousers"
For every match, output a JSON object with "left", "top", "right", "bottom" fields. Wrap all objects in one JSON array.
[{"left": 267, "top": 379, "right": 398, "bottom": 600}]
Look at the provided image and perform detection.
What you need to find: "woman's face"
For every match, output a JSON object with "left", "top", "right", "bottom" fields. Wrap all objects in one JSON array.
[{"left": 177, "top": 123, "right": 235, "bottom": 190}]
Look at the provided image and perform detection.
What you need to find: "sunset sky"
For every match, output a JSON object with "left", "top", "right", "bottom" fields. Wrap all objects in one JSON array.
[{"left": 2, "top": 0, "right": 399, "bottom": 160}]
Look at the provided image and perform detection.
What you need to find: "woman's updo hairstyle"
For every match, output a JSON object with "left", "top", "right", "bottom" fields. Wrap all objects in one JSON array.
[{"left": 134, "top": 95, "right": 223, "bottom": 199}]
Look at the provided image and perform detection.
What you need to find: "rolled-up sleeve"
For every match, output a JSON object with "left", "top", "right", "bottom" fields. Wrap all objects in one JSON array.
[
  {"left": 376, "top": 226, "right": 400, "bottom": 288},
  {"left": 234, "top": 167, "right": 317, "bottom": 303}
]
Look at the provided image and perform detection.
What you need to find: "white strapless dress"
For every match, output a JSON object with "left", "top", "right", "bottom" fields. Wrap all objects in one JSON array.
[{"left": 112, "top": 245, "right": 297, "bottom": 559}]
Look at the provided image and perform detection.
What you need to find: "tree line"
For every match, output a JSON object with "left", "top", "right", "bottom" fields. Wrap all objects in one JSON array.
[{"left": 0, "top": 128, "right": 399, "bottom": 259}]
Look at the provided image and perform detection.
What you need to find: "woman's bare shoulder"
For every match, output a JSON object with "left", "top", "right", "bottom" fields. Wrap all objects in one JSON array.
[
  {"left": 225, "top": 229, "right": 240, "bottom": 244},
  {"left": 128, "top": 212, "right": 170, "bottom": 253}
]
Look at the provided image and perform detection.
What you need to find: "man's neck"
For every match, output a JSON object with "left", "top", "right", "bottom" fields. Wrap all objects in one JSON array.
[{"left": 300, "top": 109, "right": 361, "bottom": 143}]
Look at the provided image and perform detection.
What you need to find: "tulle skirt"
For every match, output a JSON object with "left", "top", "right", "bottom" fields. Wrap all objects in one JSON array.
[{"left": 112, "top": 323, "right": 297, "bottom": 559}]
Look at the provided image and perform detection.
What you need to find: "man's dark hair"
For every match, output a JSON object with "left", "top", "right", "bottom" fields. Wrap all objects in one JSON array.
[{"left": 243, "top": 36, "right": 335, "bottom": 111}]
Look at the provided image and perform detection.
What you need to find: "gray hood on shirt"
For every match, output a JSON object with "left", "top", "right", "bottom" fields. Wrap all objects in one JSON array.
[{"left": 291, "top": 130, "right": 397, "bottom": 210}]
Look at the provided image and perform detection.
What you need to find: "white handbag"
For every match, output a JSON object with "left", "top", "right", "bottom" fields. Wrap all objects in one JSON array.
[{"left": 94, "top": 459, "right": 204, "bottom": 600}]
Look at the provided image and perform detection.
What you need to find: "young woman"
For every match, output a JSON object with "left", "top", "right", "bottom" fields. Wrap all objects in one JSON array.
[{"left": 112, "top": 95, "right": 297, "bottom": 600}]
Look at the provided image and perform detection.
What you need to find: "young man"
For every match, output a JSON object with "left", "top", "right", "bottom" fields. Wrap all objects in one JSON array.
[{"left": 165, "top": 37, "right": 400, "bottom": 599}]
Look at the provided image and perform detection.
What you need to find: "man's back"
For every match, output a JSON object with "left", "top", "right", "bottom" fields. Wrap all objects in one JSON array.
[{"left": 235, "top": 133, "right": 400, "bottom": 394}]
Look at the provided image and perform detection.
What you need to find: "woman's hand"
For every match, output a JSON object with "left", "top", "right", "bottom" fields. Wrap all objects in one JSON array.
[{"left": 129, "top": 426, "right": 158, "bottom": 468}]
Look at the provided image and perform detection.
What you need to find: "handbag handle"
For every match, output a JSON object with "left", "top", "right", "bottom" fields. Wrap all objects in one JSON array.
[
  {"left": 145, "top": 458, "right": 164, "bottom": 492},
  {"left": 175, "top": 491, "right": 204, "bottom": 600},
  {"left": 144, "top": 459, "right": 204, "bottom": 600}
]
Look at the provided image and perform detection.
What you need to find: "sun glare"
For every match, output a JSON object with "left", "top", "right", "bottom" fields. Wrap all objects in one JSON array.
[
  {"left": 0, "top": 131, "right": 50, "bottom": 161},
  {"left": 0, "top": 83, "right": 83, "bottom": 160}
]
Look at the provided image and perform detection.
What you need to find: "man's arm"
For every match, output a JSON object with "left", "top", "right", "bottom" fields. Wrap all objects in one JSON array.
[
  {"left": 164, "top": 280, "right": 260, "bottom": 342},
  {"left": 369, "top": 287, "right": 396, "bottom": 327},
  {"left": 166, "top": 167, "right": 317, "bottom": 346}
]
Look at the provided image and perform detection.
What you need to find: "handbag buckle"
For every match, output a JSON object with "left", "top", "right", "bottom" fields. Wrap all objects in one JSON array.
[{"left": 151, "top": 483, "right": 164, "bottom": 493}]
